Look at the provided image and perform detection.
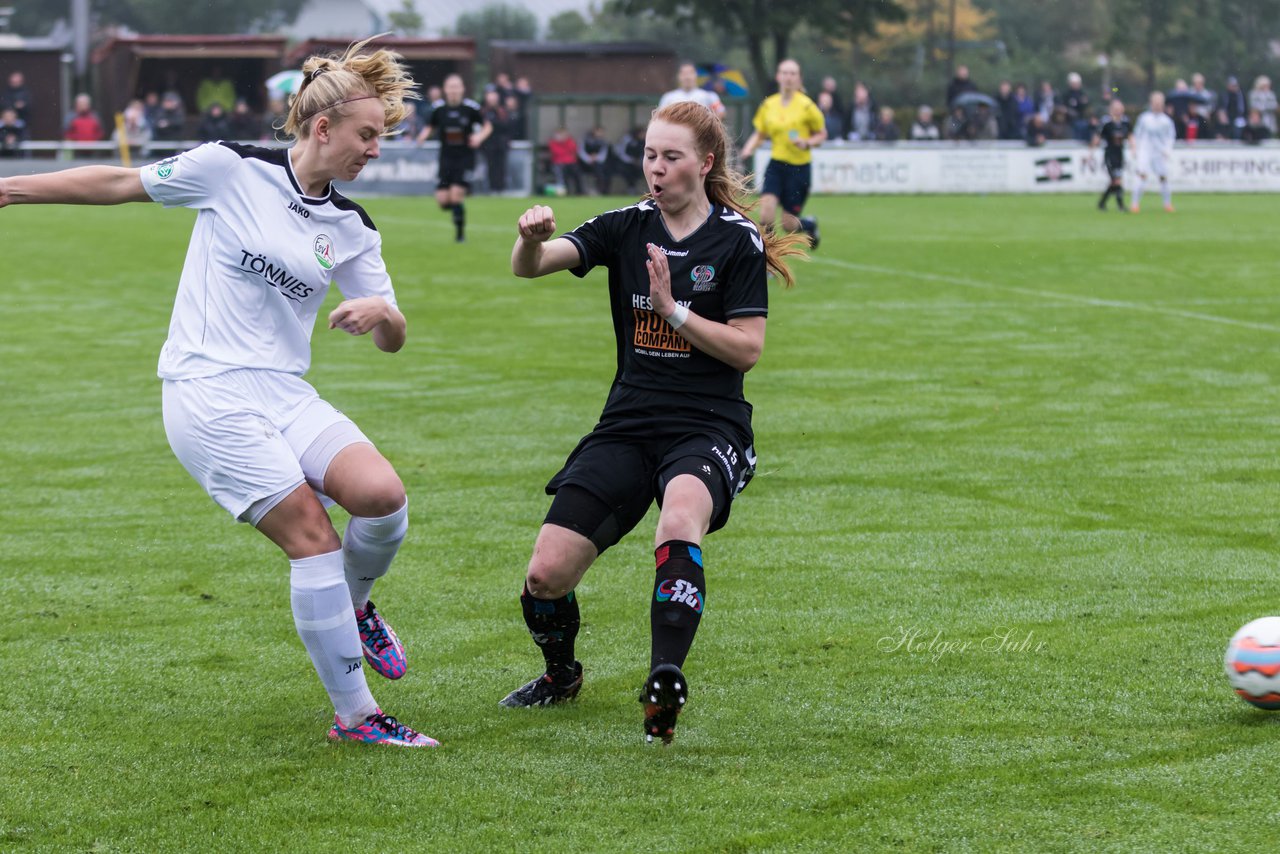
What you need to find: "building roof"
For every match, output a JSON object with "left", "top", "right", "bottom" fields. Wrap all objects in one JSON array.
[
  {"left": 285, "top": 36, "right": 475, "bottom": 65},
  {"left": 491, "top": 40, "right": 676, "bottom": 57},
  {"left": 92, "top": 34, "right": 287, "bottom": 63}
]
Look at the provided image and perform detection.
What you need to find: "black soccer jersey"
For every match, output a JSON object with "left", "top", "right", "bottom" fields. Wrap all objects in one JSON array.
[
  {"left": 429, "top": 98, "right": 484, "bottom": 151},
  {"left": 563, "top": 200, "right": 768, "bottom": 439},
  {"left": 1098, "top": 117, "right": 1131, "bottom": 157}
]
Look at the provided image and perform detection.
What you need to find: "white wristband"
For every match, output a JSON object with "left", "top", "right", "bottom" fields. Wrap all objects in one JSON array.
[{"left": 665, "top": 304, "right": 689, "bottom": 330}]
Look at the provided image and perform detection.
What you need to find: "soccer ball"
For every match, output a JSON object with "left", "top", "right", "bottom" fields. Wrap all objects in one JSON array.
[{"left": 1225, "top": 617, "right": 1280, "bottom": 710}]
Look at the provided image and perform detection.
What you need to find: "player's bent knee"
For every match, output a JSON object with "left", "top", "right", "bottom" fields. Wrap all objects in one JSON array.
[
  {"left": 288, "top": 524, "right": 343, "bottom": 558},
  {"left": 525, "top": 562, "right": 574, "bottom": 598},
  {"left": 359, "top": 479, "right": 406, "bottom": 518},
  {"left": 258, "top": 489, "right": 342, "bottom": 559}
]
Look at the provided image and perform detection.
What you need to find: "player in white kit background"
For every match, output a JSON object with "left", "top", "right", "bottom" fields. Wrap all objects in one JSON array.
[
  {"left": 658, "top": 62, "right": 727, "bottom": 118},
  {"left": 0, "top": 39, "right": 438, "bottom": 748},
  {"left": 1129, "top": 91, "right": 1177, "bottom": 213}
]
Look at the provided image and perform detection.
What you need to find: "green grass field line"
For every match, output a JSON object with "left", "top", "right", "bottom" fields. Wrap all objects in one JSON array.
[{"left": 3, "top": 193, "right": 1280, "bottom": 852}]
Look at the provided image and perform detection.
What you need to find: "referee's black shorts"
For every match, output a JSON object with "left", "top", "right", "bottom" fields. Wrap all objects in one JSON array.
[{"left": 762, "top": 159, "right": 812, "bottom": 216}]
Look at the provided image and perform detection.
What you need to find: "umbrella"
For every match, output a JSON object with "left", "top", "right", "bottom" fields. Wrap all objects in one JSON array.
[
  {"left": 266, "top": 70, "right": 305, "bottom": 96},
  {"left": 952, "top": 91, "right": 997, "bottom": 109},
  {"left": 696, "top": 64, "right": 749, "bottom": 98},
  {"left": 1165, "top": 89, "right": 1211, "bottom": 106}
]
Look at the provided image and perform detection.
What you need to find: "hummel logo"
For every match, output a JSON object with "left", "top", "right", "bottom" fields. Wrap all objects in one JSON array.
[{"left": 702, "top": 465, "right": 713, "bottom": 475}]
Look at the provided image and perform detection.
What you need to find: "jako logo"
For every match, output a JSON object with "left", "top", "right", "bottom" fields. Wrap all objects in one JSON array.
[
  {"left": 657, "top": 579, "right": 704, "bottom": 613},
  {"left": 313, "top": 234, "right": 335, "bottom": 269}
]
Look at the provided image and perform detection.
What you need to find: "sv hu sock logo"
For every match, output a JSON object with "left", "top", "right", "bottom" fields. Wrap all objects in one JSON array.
[{"left": 656, "top": 579, "right": 704, "bottom": 614}]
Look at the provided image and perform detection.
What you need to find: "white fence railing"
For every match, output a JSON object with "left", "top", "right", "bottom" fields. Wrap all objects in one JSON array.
[
  {"left": 0, "top": 140, "right": 538, "bottom": 196},
  {"left": 4, "top": 139, "right": 1277, "bottom": 194},
  {"left": 754, "top": 140, "right": 1280, "bottom": 194}
]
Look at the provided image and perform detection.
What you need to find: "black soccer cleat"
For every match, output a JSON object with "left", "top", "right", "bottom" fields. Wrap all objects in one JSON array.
[
  {"left": 640, "top": 663, "right": 688, "bottom": 744},
  {"left": 499, "top": 661, "right": 583, "bottom": 708},
  {"left": 799, "top": 216, "right": 820, "bottom": 250}
]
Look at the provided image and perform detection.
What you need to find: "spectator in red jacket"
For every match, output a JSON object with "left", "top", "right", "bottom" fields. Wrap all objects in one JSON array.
[
  {"left": 546, "top": 126, "right": 582, "bottom": 195},
  {"left": 64, "top": 93, "right": 104, "bottom": 142}
]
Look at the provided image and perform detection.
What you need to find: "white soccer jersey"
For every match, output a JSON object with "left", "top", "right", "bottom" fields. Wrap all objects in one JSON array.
[
  {"left": 1133, "top": 110, "right": 1175, "bottom": 157},
  {"left": 141, "top": 142, "right": 396, "bottom": 380},
  {"left": 658, "top": 87, "right": 726, "bottom": 116}
]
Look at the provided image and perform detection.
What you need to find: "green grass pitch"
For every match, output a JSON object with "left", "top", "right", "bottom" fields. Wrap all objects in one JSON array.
[{"left": 3, "top": 191, "right": 1279, "bottom": 851}]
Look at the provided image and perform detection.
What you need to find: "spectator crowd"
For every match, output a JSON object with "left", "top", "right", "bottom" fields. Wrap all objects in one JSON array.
[
  {"left": 828, "top": 64, "right": 1277, "bottom": 147},
  {"left": 1, "top": 55, "right": 1275, "bottom": 189}
]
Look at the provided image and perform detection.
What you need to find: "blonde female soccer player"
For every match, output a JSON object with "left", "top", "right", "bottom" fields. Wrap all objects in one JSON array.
[
  {"left": 1129, "top": 91, "right": 1177, "bottom": 213},
  {"left": 501, "top": 101, "right": 807, "bottom": 743},
  {"left": 0, "top": 40, "right": 437, "bottom": 747}
]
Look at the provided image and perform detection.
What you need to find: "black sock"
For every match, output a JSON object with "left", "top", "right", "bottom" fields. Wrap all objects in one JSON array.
[
  {"left": 520, "top": 583, "right": 579, "bottom": 679},
  {"left": 1098, "top": 187, "right": 1112, "bottom": 207},
  {"left": 1115, "top": 187, "right": 1126, "bottom": 209},
  {"left": 649, "top": 540, "right": 706, "bottom": 670},
  {"left": 452, "top": 202, "right": 465, "bottom": 237}
]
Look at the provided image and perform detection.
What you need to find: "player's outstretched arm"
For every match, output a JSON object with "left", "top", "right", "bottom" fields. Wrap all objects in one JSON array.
[
  {"left": 645, "top": 242, "right": 765, "bottom": 373},
  {"left": 739, "top": 130, "right": 763, "bottom": 159},
  {"left": 511, "top": 205, "right": 580, "bottom": 278},
  {"left": 0, "top": 166, "right": 148, "bottom": 208}
]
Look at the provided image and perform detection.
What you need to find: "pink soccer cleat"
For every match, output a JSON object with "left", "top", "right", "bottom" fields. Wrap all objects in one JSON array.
[
  {"left": 328, "top": 709, "right": 439, "bottom": 747},
  {"left": 355, "top": 600, "right": 407, "bottom": 680}
]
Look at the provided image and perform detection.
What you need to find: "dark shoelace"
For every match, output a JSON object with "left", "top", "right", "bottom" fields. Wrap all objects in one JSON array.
[
  {"left": 358, "top": 610, "right": 395, "bottom": 654},
  {"left": 370, "top": 713, "right": 416, "bottom": 740}
]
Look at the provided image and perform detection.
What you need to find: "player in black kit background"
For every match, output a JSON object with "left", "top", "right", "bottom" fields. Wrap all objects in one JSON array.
[
  {"left": 416, "top": 73, "right": 490, "bottom": 241},
  {"left": 501, "top": 100, "right": 807, "bottom": 744},
  {"left": 1090, "top": 98, "right": 1132, "bottom": 212}
]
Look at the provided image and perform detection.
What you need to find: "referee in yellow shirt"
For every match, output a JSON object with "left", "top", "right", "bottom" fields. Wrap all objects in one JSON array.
[{"left": 741, "top": 59, "right": 826, "bottom": 248}]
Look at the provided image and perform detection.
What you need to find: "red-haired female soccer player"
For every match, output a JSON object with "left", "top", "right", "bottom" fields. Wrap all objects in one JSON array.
[{"left": 502, "top": 100, "right": 807, "bottom": 743}]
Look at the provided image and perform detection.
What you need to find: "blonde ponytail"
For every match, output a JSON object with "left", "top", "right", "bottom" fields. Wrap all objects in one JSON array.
[{"left": 283, "top": 36, "right": 417, "bottom": 139}]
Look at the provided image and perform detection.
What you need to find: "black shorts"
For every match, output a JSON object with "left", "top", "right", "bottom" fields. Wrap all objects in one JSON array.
[
  {"left": 544, "top": 429, "right": 757, "bottom": 554},
  {"left": 762, "top": 159, "right": 812, "bottom": 216},
  {"left": 437, "top": 150, "right": 474, "bottom": 190},
  {"left": 1104, "top": 151, "right": 1124, "bottom": 181}
]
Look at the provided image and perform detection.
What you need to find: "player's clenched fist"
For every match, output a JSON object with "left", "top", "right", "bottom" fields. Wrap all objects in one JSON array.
[{"left": 517, "top": 205, "right": 557, "bottom": 242}]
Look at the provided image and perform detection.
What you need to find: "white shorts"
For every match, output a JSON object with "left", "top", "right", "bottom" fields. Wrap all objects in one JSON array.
[
  {"left": 1137, "top": 153, "right": 1168, "bottom": 178},
  {"left": 162, "top": 369, "right": 372, "bottom": 523}
]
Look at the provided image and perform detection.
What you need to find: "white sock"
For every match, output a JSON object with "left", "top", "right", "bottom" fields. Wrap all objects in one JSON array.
[
  {"left": 343, "top": 500, "right": 408, "bottom": 610},
  {"left": 290, "top": 550, "right": 377, "bottom": 728},
  {"left": 1131, "top": 178, "right": 1143, "bottom": 208},
  {"left": 1160, "top": 181, "right": 1172, "bottom": 207}
]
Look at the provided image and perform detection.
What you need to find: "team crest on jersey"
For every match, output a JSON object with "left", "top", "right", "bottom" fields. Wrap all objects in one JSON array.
[
  {"left": 313, "top": 234, "right": 335, "bottom": 269},
  {"left": 690, "top": 265, "right": 717, "bottom": 292},
  {"left": 153, "top": 156, "right": 178, "bottom": 180}
]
